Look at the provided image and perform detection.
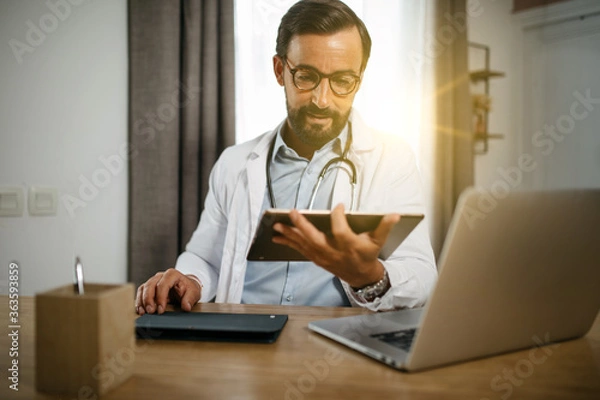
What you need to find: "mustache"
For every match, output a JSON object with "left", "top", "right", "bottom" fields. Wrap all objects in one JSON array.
[{"left": 300, "top": 104, "right": 336, "bottom": 118}]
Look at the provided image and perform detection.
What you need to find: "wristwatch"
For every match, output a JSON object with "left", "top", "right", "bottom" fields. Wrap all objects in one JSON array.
[{"left": 351, "top": 269, "right": 391, "bottom": 303}]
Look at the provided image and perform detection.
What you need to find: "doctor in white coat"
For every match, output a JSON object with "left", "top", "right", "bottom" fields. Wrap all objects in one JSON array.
[{"left": 136, "top": 0, "right": 436, "bottom": 315}]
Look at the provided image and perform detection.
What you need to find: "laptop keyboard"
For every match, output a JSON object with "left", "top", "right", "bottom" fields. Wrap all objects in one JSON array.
[{"left": 371, "top": 328, "right": 417, "bottom": 352}]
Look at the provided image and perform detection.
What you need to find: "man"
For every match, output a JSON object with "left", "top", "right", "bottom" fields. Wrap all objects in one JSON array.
[{"left": 136, "top": 0, "right": 436, "bottom": 314}]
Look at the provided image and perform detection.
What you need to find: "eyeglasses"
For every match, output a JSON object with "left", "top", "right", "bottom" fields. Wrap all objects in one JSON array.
[{"left": 283, "top": 58, "right": 361, "bottom": 96}]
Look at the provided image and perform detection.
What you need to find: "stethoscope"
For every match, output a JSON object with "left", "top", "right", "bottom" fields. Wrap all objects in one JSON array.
[{"left": 266, "top": 123, "right": 357, "bottom": 211}]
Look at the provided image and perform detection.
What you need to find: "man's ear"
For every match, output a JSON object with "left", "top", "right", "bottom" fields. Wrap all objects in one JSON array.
[{"left": 273, "top": 55, "right": 285, "bottom": 86}]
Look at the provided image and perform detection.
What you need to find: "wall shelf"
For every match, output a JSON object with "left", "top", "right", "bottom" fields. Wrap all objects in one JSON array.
[
  {"left": 470, "top": 69, "right": 506, "bottom": 82},
  {"left": 469, "top": 42, "right": 506, "bottom": 155}
]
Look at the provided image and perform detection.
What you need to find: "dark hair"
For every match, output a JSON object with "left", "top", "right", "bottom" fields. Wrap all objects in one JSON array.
[{"left": 276, "top": 0, "right": 372, "bottom": 72}]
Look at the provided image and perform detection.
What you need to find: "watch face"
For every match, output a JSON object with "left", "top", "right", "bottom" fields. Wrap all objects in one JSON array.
[
  {"left": 361, "top": 292, "right": 377, "bottom": 303},
  {"left": 365, "top": 287, "right": 383, "bottom": 302},
  {"left": 355, "top": 286, "right": 379, "bottom": 303}
]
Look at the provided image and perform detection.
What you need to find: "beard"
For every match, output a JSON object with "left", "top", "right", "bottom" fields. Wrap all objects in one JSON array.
[{"left": 286, "top": 101, "right": 351, "bottom": 149}]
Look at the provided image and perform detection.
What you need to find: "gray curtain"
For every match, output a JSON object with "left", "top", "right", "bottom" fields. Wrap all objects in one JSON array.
[
  {"left": 429, "top": 0, "right": 474, "bottom": 256},
  {"left": 128, "top": 0, "right": 235, "bottom": 287}
]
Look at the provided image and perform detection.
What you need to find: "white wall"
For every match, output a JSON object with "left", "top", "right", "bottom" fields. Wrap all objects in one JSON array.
[
  {"left": 0, "top": 0, "right": 128, "bottom": 296},
  {"left": 516, "top": 3, "right": 600, "bottom": 190},
  {"left": 468, "top": 0, "right": 600, "bottom": 191}
]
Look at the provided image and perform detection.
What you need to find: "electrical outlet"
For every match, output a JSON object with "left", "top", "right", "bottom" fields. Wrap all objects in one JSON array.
[
  {"left": 29, "top": 186, "right": 58, "bottom": 216},
  {"left": 0, "top": 187, "right": 24, "bottom": 217}
]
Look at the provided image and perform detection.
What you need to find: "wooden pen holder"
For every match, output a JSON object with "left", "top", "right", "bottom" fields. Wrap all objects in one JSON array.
[{"left": 35, "top": 283, "right": 135, "bottom": 397}]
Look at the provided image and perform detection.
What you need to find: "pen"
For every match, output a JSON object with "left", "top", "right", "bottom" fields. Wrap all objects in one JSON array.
[{"left": 74, "top": 256, "right": 85, "bottom": 295}]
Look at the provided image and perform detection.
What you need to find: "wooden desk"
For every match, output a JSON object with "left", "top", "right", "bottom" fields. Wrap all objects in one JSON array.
[{"left": 1, "top": 297, "right": 599, "bottom": 399}]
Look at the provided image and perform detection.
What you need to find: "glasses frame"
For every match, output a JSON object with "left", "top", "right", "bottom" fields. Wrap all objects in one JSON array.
[{"left": 283, "top": 57, "right": 361, "bottom": 96}]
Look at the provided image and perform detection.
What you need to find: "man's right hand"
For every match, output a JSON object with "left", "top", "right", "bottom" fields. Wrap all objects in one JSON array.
[{"left": 135, "top": 268, "right": 202, "bottom": 315}]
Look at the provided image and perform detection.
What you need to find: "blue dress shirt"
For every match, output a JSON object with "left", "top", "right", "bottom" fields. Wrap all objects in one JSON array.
[{"left": 242, "top": 125, "right": 352, "bottom": 306}]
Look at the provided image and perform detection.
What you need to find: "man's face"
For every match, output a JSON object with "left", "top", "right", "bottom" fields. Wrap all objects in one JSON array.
[{"left": 274, "top": 27, "right": 363, "bottom": 150}]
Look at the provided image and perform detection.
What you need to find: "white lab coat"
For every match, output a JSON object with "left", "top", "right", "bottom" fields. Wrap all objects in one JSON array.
[{"left": 176, "top": 110, "right": 437, "bottom": 311}]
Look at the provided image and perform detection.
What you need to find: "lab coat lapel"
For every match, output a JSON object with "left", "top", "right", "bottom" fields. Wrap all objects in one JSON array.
[
  {"left": 219, "top": 129, "right": 276, "bottom": 303},
  {"left": 246, "top": 136, "right": 272, "bottom": 235}
]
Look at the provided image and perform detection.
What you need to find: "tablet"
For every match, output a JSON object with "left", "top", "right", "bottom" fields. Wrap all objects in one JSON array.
[
  {"left": 135, "top": 312, "right": 288, "bottom": 344},
  {"left": 246, "top": 209, "right": 424, "bottom": 261}
]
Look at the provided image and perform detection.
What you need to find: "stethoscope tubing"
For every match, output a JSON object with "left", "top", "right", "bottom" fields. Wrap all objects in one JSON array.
[{"left": 266, "top": 123, "right": 357, "bottom": 211}]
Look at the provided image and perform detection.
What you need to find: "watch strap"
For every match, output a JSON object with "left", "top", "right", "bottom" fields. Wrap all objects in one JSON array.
[{"left": 351, "top": 269, "right": 391, "bottom": 303}]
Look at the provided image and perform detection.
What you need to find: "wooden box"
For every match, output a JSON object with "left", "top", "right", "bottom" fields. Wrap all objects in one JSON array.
[{"left": 35, "top": 283, "right": 135, "bottom": 397}]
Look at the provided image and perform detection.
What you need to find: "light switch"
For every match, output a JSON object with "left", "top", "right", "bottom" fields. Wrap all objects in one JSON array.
[
  {"left": 0, "top": 187, "right": 24, "bottom": 217},
  {"left": 29, "top": 186, "right": 58, "bottom": 216}
]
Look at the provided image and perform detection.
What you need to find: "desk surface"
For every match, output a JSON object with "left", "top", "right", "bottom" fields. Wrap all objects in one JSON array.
[{"left": 1, "top": 297, "right": 599, "bottom": 399}]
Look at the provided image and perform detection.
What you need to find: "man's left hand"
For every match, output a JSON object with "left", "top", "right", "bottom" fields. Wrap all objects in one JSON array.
[{"left": 271, "top": 203, "right": 400, "bottom": 288}]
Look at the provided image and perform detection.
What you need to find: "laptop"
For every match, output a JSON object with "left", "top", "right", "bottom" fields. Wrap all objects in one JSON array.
[
  {"left": 308, "top": 188, "right": 600, "bottom": 371},
  {"left": 136, "top": 312, "right": 288, "bottom": 344}
]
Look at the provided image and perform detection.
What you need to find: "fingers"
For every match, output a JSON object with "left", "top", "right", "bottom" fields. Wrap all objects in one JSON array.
[
  {"left": 154, "top": 268, "right": 185, "bottom": 314},
  {"left": 288, "top": 209, "right": 323, "bottom": 238},
  {"left": 329, "top": 203, "right": 353, "bottom": 245},
  {"left": 179, "top": 276, "right": 202, "bottom": 312},
  {"left": 273, "top": 205, "right": 355, "bottom": 252},
  {"left": 370, "top": 213, "right": 401, "bottom": 246},
  {"left": 330, "top": 203, "right": 399, "bottom": 247},
  {"left": 271, "top": 229, "right": 303, "bottom": 253},
  {"left": 272, "top": 209, "right": 327, "bottom": 256},
  {"left": 136, "top": 271, "right": 163, "bottom": 315},
  {"left": 135, "top": 285, "right": 145, "bottom": 315},
  {"left": 135, "top": 269, "right": 202, "bottom": 315}
]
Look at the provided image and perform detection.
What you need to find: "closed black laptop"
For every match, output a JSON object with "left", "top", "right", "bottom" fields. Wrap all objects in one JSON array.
[{"left": 136, "top": 312, "right": 288, "bottom": 344}]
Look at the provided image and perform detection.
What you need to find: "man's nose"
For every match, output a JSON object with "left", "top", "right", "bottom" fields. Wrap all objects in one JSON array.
[{"left": 311, "top": 79, "right": 333, "bottom": 109}]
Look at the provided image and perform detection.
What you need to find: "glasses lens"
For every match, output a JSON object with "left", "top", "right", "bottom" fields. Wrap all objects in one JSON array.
[
  {"left": 293, "top": 69, "right": 320, "bottom": 90},
  {"left": 330, "top": 75, "right": 358, "bottom": 95},
  {"left": 288, "top": 59, "right": 359, "bottom": 95}
]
